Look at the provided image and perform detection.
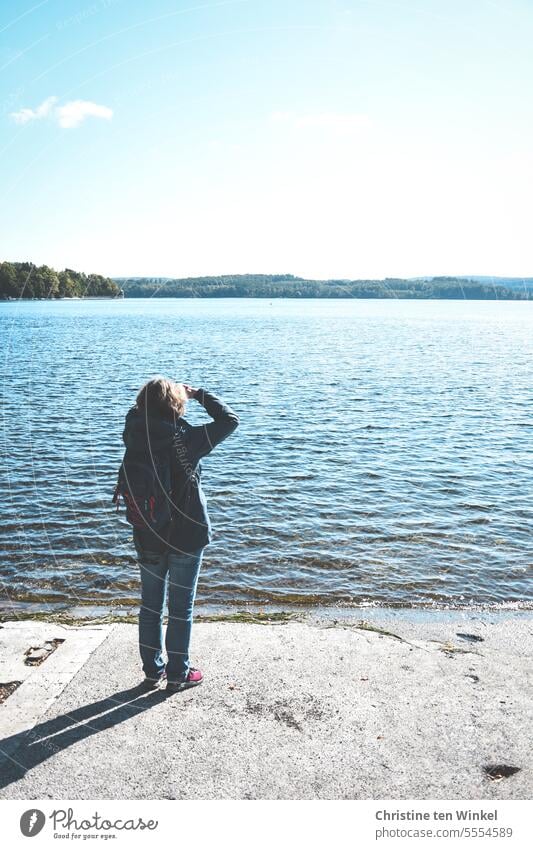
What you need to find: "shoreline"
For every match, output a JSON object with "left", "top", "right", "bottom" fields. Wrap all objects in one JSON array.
[
  {"left": 2, "top": 603, "right": 532, "bottom": 628},
  {"left": 3, "top": 294, "right": 532, "bottom": 301}
]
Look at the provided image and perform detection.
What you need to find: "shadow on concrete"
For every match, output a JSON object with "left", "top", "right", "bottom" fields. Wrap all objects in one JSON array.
[{"left": 0, "top": 683, "right": 171, "bottom": 790}]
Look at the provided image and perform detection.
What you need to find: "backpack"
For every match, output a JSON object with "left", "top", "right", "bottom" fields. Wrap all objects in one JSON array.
[{"left": 112, "top": 447, "right": 175, "bottom": 532}]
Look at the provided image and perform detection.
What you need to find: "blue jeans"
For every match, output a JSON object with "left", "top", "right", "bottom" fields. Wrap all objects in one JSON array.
[{"left": 135, "top": 545, "right": 204, "bottom": 683}]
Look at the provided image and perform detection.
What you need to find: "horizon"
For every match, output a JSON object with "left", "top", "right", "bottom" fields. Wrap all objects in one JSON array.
[
  {"left": 111, "top": 272, "right": 533, "bottom": 282},
  {"left": 3, "top": 258, "right": 533, "bottom": 284},
  {"left": 1, "top": 1, "right": 532, "bottom": 278}
]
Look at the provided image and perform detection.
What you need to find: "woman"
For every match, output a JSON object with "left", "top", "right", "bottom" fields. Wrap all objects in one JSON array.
[{"left": 121, "top": 377, "right": 239, "bottom": 693}]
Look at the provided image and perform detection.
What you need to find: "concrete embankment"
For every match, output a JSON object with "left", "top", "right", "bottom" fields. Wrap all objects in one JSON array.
[{"left": 0, "top": 611, "right": 531, "bottom": 799}]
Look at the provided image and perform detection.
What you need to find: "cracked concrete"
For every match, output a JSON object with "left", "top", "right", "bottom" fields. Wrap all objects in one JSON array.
[{"left": 0, "top": 621, "right": 113, "bottom": 765}]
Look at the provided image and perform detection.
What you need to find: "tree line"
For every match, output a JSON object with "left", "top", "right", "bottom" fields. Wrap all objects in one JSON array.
[
  {"left": 117, "top": 274, "right": 528, "bottom": 300},
  {"left": 2, "top": 265, "right": 529, "bottom": 300},
  {"left": 0, "top": 261, "right": 121, "bottom": 299}
]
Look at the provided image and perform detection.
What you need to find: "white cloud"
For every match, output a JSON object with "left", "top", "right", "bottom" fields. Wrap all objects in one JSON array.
[
  {"left": 9, "top": 97, "right": 113, "bottom": 129},
  {"left": 10, "top": 96, "right": 58, "bottom": 125},
  {"left": 55, "top": 100, "right": 113, "bottom": 129}
]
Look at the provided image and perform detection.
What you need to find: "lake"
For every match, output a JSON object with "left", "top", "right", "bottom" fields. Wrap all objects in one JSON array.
[{"left": 1, "top": 297, "right": 531, "bottom": 615}]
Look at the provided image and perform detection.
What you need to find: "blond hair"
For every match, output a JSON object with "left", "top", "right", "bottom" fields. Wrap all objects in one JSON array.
[{"left": 135, "top": 376, "right": 187, "bottom": 418}]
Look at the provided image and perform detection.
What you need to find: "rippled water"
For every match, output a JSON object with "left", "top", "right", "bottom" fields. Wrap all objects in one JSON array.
[{"left": 1, "top": 298, "right": 531, "bottom": 614}]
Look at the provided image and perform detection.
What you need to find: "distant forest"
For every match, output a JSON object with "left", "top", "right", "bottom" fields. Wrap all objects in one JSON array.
[
  {"left": 117, "top": 274, "right": 529, "bottom": 300},
  {"left": 1, "top": 264, "right": 530, "bottom": 300},
  {"left": 0, "top": 261, "right": 121, "bottom": 299}
]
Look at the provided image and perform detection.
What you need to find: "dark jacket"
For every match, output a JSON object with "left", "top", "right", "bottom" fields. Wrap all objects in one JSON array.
[{"left": 122, "top": 388, "right": 239, "bottom": 554}]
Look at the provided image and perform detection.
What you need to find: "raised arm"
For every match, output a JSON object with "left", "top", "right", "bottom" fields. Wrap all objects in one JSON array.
[{"left": 183, "top": 386, "right": 239, "bottom": 462}]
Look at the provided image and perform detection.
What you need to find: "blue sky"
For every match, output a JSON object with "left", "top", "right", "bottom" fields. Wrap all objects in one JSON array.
[{"left": 1, "top": 0, "right": 532, "bottom": 279}]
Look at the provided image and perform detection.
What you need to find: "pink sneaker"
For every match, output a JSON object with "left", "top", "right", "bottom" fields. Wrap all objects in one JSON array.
[{"left": 166, "top": 667, "right": 203, "bottom": 693}]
